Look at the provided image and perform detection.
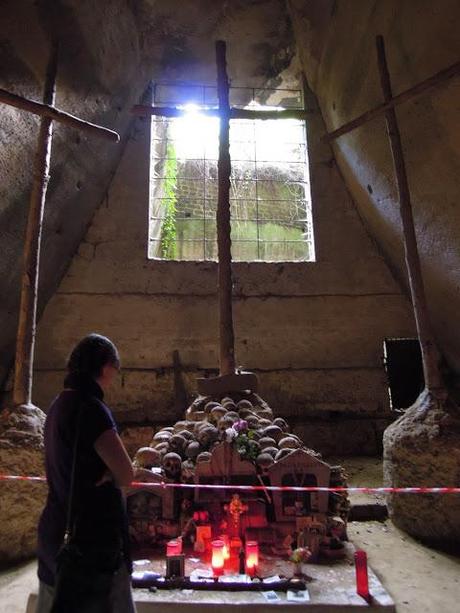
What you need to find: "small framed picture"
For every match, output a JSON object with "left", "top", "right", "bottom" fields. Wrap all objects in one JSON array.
[{"left": 166, "top": 554, "right": 185, "bottom": 578}]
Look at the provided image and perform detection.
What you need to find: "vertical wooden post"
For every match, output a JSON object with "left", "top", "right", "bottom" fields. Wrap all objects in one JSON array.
[
  {"left": 215, "top": 40, "right": 236, "bottom": 376},
  {"left": 13, "top": 43, "right": 59, "bottom": 407},
  {"left": 376, "top": 35, "right": 444, "bottom": 394}
]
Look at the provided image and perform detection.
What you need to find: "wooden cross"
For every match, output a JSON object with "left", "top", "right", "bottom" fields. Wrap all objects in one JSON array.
[
  {"left": 133, "top": 40, "right": 309, "bottom": 395},
  {"left": 1, "top": 43, "right": 120, "bottom": 410},
  {"left": 322, "top": 36, "right": 460, "bottom": 397}
]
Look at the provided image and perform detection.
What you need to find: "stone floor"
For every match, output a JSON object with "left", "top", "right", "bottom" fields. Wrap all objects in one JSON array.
[{"left": 1, "top": 458, "right": 459, "bottom": 612}]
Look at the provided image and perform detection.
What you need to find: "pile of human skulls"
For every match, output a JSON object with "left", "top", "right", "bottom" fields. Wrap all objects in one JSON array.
[{"left": 132, "top": 391, "right": 347, "bottom": 507}]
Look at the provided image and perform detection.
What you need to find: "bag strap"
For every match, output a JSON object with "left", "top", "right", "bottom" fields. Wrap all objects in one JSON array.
[{"left": 63, "top": 401, "right": 84, "bottom": 544}]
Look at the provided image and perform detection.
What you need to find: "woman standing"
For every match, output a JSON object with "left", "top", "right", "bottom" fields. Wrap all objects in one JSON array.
[{"left": 36, "top": 333, "right": 136, "bottom": 612}]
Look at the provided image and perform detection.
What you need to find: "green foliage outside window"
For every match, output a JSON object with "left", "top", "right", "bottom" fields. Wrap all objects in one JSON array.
[{"left": 160, "top": 143, "right": 178, "bottom": 258}]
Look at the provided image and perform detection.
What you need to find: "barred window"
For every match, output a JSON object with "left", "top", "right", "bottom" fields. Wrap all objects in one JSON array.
[{"left": 149, "top": 84, "right": 314, "bottom": 262}]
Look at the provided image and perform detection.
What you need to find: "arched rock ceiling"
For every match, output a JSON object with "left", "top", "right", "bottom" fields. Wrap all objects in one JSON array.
[
  {"left": 289, "top": 0, "right": 460, "bottom": 377},
  {"left": 0, "top": 0, "right": 294, "bottom": 389}
]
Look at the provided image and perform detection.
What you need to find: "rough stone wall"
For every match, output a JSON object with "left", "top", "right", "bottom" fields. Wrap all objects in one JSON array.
[
  {"left": 31, "top": 84, "right": 416, "bottom": 455},
  {"left": 289, "top": 0, "right": 460, "bottom": 379},
  {"left": 0, "top": 0, "right": 296, "bottom": 394}
]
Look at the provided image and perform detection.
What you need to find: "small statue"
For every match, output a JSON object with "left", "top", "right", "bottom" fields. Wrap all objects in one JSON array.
[{"left": 180, "top": 498, "right": 193, "bottom": 533}]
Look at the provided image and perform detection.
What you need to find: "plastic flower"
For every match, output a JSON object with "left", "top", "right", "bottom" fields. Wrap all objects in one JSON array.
[
  {"left": 225, "top": 427, "right": 237, "bottom": 443},
  {"left": 233, "top": 419, "right": 248, "bottom": 433},
  {"left": 290, "top": 547, "right": 312, "bottom": 564}
]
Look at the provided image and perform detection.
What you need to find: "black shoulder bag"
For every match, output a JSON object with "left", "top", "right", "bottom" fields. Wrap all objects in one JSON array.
[{"left": 51, "top": 402, "right": 123, "bottom": 613}]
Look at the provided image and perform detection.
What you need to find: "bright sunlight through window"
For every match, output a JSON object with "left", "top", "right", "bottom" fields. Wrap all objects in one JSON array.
[{"left": 149, "top": 85, "right": 315, "bottom": 262}]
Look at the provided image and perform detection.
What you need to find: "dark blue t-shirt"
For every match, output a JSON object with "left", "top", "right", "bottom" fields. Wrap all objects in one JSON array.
[{"left": 37, "top": 389, "right": 125, "bottom": 586}]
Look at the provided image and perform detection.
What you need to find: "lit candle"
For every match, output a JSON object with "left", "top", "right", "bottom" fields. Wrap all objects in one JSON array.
[
  {"left": 167, "top": 539, "right": 181, "bottom": 556},
  {"left": 219, "top": 534, "right": 230, "bottom": 560},
  {"left": 354, "top": 550, "right": 370, "bottom": 602},
  {"left": 245, "top": 540, "right": 259, "bottom": 576},
  {"left": 211, "top": 539, "right": 225, "bottom": 576}
]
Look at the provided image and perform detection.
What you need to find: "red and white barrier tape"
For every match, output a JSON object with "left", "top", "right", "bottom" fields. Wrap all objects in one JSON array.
[{"left": 1, "top": 474, "right": 459, "bottom": 494}]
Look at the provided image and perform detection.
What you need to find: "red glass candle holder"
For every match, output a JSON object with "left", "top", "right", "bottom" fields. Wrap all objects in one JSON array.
[
  {"left": 354, "top": 550, "right": 370, "bottom": 602},
  {"left": 219, "top": 534, "right": 230, "bottom": 560},
  {"left": 167, "top": 539, "right": 182, "bottom": 556},
  {"left": 245, "top": 540, "right": 259, "bottom": 576},
  {"left": 211, "top": 539, "right": 225, "bottom": 576}
]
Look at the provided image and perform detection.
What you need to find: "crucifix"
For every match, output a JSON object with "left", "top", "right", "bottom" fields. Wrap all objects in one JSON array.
[
  {"left": 0, "top": 42, "right": 119, "bottom": 412},
  {"left": 322, "top": 35, "right": 460, "bottom": 401},
  {"left": 133, "top": 40, "right": 309, "bottom": 396}
]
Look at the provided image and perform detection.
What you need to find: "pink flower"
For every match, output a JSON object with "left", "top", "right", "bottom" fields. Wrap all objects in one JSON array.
[{"left": 233, "top": 419, "right": 248, "bottom": 433}]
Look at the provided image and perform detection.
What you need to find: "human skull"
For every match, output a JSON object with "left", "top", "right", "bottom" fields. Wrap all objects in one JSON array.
[
  {"left": 226, "top": 411, "right": 239, "bottom": 422},
  {"left": 262, "top": 425, "right": 283, "bottom": 442},
  {"left": 273, "top": 417, "right": 289, "bottom": 433},
  {"left": 196, "top": 451, "right": 212, "bottom": 463},
  {"left": 204, "top": 401, "right": 221, "bottom": 414},
  {"left": 259, "top": 436, "right": 277, "bottom": 450},
  {"left": 194, "top": 421, "right": 211, "bottom": 436},
  {"left": 169, "top": 434, "right": 187, "bottom": 456},
  {"left": 236, "top": 399, "right": 253, "bottom": 411},
  {"left": 186, "top": 407, "right": 206, "bottom": 421},
  {"left": 178, "top": 429, "right": 194, "bottom": 441},
  {"left": 153, "top": 430, "right": 172, "bottom": 443},
  {"left": 257, "top": 408, "right": 274, "bottom": 420},
  {"left": 209, "top": 406, "right": 228, "bottom": 425},
  {"left": 263, "top": 446, "right": 279, "bottom": 459},
  {"left": 181, "top": 460, "right": 195, "bottom": 482},
  {"left": 278, "top": 436, "right": 301, "bottom": 449},
  {"left": 185, "top": 441, "right": 200, "bottom": 460},
  {"left": 220, "top": 397, "right": 236, "bottom": 410},
  {"left": 256, "top": 452, "right": 274, "bottom": 476},
  {"left": 258, "top": 418, "right": 272, "bottom": 428},
  {"left": 151, "top": 441, "right": 169, "bottom": 456},
  {"left": 275, "top": 448, "right": 294, "bottom": 461},
  {"left": 173, "top": 420, "right": 190, "bottom": 433},
  {"left": 217, "top": 415, "right": 234, "bottom": 436},
  {"left": 246, "top": 416, "right": 260, "bottom": 430},
  {"left": 162, "top": 452, "right": 182, "bottom": 480},
  {"left": 134, "top": 447, "right": 162, "bottom": 469},
  {"left": 197, "top": 426, "right": 219, "bottom": 450},
  {"left": 238, "top": 408, "right": 257, "bottom": 419}
]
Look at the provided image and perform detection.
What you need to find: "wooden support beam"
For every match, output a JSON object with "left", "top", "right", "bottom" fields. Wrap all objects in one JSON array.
[
  {"left": 132, "top": 104, "right": 309, "bottom": 121},
  {"left": 215, "top": 40, "right": 235, "bottom": 377},
  {"left": 322, "top": 59, "right": 460, "bottom": 143},
  {"left": 232, "top": 108, "right": 309, "bottom": 121},
  {"left": 132, "top": 105, "right": 219, "bottom": 118},
  {"left": 0, "top": 87, "right": 120, "bottom": 142},
  {"left": 376, "top": 35, "right": 444, "bottom": 394},
  {"left": 13, "top": 44, "right": 58, "bottom": 407}
]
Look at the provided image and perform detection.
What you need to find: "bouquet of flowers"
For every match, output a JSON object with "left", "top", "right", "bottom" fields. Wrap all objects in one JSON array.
[
  {"left": 290, "top": 547, "right": 312, "bottom": 564},
  {"left": 225, "top": 419, "right": 259, "bottom": 461}
]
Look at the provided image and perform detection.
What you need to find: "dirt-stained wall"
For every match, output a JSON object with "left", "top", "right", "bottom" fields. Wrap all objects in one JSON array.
[
  {"left": 289, "top": 0, "right": 460, "bottom": 378},
  {"left": 0, "top": 0, "right": 296, "bottom": 393},
  {"left": 31, "top": 84, "right": 415, "bottom": 455}
]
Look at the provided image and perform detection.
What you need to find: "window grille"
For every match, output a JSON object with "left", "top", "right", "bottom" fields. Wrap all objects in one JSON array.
[{"left": 149, "top": 83, "right": 315, "bottom": 262}]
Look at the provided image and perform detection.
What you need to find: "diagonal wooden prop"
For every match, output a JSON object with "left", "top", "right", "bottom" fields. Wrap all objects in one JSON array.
[
  {"left": 322, "top": 59, "right": 460, "bottom": 143},
  {"left": 375, "top": 35, "right": 444, "bottom": 394},
  {"left": 2, "top": 43, "right": 120, "bottom": 408}
]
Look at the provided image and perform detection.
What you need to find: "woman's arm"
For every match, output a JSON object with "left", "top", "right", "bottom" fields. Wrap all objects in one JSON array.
[{"left": 94, "top": 429, "right": 134, "bottom": 487}]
